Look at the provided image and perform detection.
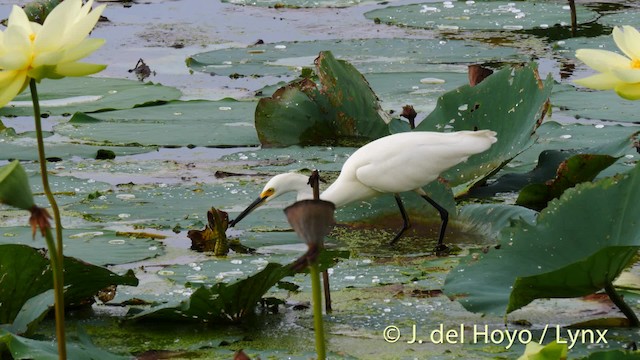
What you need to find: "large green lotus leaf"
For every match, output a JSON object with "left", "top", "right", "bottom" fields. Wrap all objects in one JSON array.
[
  {"left": 312, "top": 51, "right": 390, "bottom": 137},
  {"left": 0, "top": 245, "right": 53, "bottom": 325},
  {"left": 552, "top": 83, "right": 640, "bottom": 123},
  {"left": 516, "top": 154, "right": 618, "bottom": 211},
  {"left": 0, "top": 161, "right": 34, "bottom": 211},
  {"left": 187, "top": 38, "right": 521, "bottom": 78},
  {"left": 0, "top": 244, "right": 138, "bottom": 325},
  {"left": 4, "top": 290, "right": 54, "bottom": 335},
  {"left": 0, "top": 77, "right": 182, "bottom": 117},
  {"left": 473, "top": 125, "right": 636, "bottom": 197},
  {"left": 0, "top": 227, "right": 164, "bottom": 266},
  {"left": 365, "top": 1, "right": 597, "bottom": 31},
  {"left": 255, "top": 51, "right": 390, "bottom": 147},
  {"left": 414, "top": 63, "right": 554, "bottom": 192},
  {"left": 444, "top": 163, "right": 640, "bottom": 316},
  {"left": 22, "top": 0, "right": 62, "bottom": 23},
  {"left": 56, "top": 100, "right": 260, "bottom": 147},
  {"left": 458, "top": 204, "right": 537, "bottom": 239},
  {"left": 254, "top": 84, "right": 333, "bottom": 147},
  {"left": 0, "top": 328, "right": 130, "bottom": 360},
  {"left": 508, "top": 246, "right": 637, "bottom": 313},
  {"left": 467, "top": 149, "right": 575, "bottom": 197}
]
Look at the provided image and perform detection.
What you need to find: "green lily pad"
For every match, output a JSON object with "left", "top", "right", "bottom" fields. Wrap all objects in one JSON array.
[
  {"left": 255, "top": 51, "right": 390, "bottom": 147},
  {"left": 261, "top": 71, "right": 470, "bottom": 116},
  {"left": 220, "top": 146, "right": 353, "bottom": 173},
  {"left": 597, "top": 7, "right": 640, "bottom": 28},
  {"left": 0, "top": 162, "right": 114, "bottom": 214},
  {"left": 221, "top": 0, "right": 377, "bottom": 8},
  {"left": 0, "top": 126, "right": 155, "bottom": 161},
  {"left": 129, "top": 250, "right": 343, "bottom": 323},
  {"left": 367, "top": 71, "right": 469, "bottom": 115},
  {"left": 56, "top": 100, "right": 260, "bottom": 147},
  {"left": 187, "top": 38, "right": 521, "bottom": 78},
  {"left": 552, "top": 82, "right": 640, "bottom": 124},
  {"left": 129, "top": 263, "right": 294, "bottom": 323},
  {"left": 65, "top": 180, "right": 264, "bottom": 231},
  {"left": 581, "top": 350, "right": 640, "bottom": 359},
  {"left": 509, "top": 121, "right": 639, "bottom": 176},
  {"left": 516, "top": 154, "right": 618, "bottom": 211},
  {"left": 444, "top": 162, "right": 640, "bottom": 316},
  {"left": 0, "top": 227, "right": 164, "bottom": 266},
  {"left": 0, "top": 77, "right": 182, "bottom": 117},
  {"left": 161, "top": 253, "right": 444, "bottom": 291},
  {"left": 364, "top": 1, "right": 597, "bottom": 31},
  {"left": 552, "top": 33, "right": 621, "bottom": 62},
  {"left": 414, "top": 63, "right": 554, "bottom": 192}
]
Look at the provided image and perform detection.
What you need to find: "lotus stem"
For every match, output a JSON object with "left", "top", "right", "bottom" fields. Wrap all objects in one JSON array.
[
  {"left": 309, "top": 261, "right": 326, "bottom": 359},
  {"left": 43, "top": 227, "right": 67, "bottom": 358},
  {"left": 568, "top": 0, "right": 577, "bottom": 36},
  {"left": 604, "top": 279, "right": 639, "bottom": 327},
  {"left": 322, "top": 270, "right": 332, "bottom": 313},
  {"left": 30, "top": 79, "right": 67, "bottom": 359}
]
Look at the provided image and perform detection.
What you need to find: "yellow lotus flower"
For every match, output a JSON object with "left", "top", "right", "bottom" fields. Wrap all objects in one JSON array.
[
  {"left": 0, "top": 0, "right": 106, "bottom": 108},
  {"left": 575, "top": 25, "right": 640, "bottom": 100}
]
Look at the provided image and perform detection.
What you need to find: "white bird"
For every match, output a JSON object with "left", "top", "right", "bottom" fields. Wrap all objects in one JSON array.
[{"left": 229, "top": 130, "right": 497, "bottom": 252}]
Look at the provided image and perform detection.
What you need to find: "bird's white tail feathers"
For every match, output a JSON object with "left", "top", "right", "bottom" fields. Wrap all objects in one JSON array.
[
  {"left": 450, "top": 130, "right": 497, "bottom": 159},
  {"left": 468, "top": 129, "right": 498, "bottom": 144}
]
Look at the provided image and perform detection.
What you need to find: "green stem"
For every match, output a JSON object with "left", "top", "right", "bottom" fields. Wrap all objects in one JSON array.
[
  {"left": 309, "top": 262, "right": 326, "bottom": 360},
  {"left": 30, "top": 80, "right": 64, "bottom": 259},
  {"left": 43, "top": 227, "right": 66, "bottom": 356},
  {"left": 604, "top": 279, "right": 640, "bottom": 327},
  {"left": 30, "top": 79, "right": 67, "bottom": 360}
]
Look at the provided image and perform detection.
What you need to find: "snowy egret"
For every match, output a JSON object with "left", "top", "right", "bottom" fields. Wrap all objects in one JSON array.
[{"left": 229, "top": 130, "right": 497, "bottom": 252}]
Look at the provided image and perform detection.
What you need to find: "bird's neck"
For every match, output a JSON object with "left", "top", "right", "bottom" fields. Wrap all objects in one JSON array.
[
  {"left": 295, "top": 186, "right": 314, "bottom": 201},
  {"left": 320, "top": 177, "right": 378, "bottom": 208}
]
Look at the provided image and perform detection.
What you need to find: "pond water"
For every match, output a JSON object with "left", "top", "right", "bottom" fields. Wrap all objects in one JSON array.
[{"left": 1, "top": 0, "right": 640, "bottom": 359}]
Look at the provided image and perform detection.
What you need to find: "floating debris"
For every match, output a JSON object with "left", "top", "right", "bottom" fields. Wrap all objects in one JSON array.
[{"left": 128, "top": 58, "right": 156, "bottom": 81}]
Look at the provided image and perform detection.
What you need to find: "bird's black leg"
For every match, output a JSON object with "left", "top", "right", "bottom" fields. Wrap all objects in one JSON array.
[
  {"left": 389, "top": 193, "right": 411, "bottom": 246},
  {"left": 421, "top": 195, "right": 450, "bottom": 255}
]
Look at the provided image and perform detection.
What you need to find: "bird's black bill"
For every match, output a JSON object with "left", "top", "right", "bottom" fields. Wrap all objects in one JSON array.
[{"left": 228, "top": 196, "right": 267, "bottom": 227}]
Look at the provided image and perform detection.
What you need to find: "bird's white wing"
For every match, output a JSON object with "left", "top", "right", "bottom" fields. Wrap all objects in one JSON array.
[{"left": 354, "top": 131, "right": 496, "bottom": 193}]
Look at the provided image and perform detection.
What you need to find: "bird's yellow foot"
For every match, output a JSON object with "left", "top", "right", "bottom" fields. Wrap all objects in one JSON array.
[{"left": 433, "top": 244, "right": 450, "bottom": 257}]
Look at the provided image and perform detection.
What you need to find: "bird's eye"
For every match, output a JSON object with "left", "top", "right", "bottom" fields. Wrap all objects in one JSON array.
[{"left": 262, "top": 188, "right": 275, "bottom": 198}]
